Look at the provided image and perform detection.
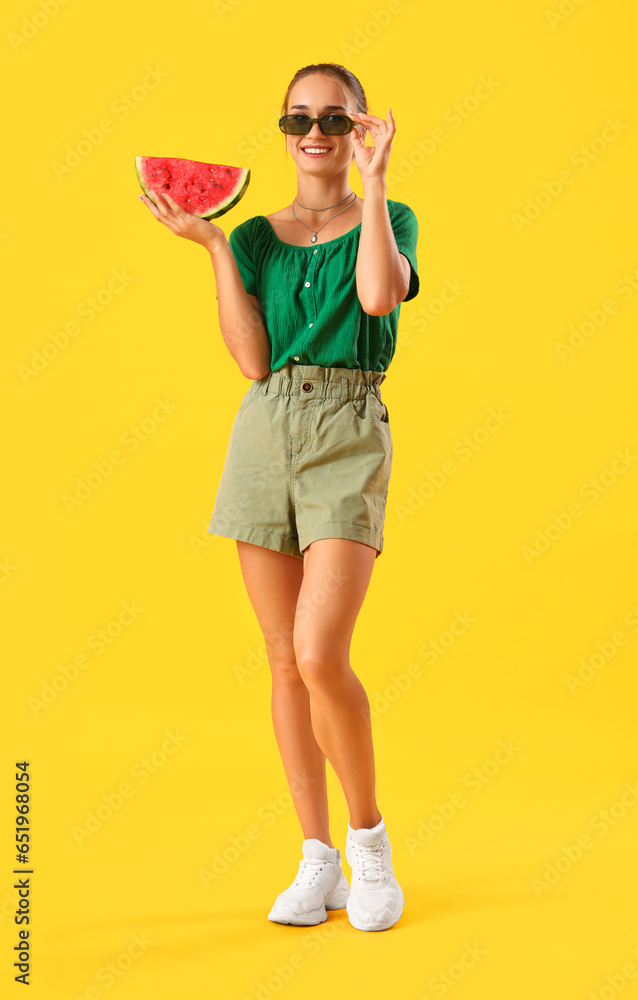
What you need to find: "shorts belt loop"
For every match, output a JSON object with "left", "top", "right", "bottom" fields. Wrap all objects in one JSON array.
[{"left": 263, "top": 371, "right": 274, "bottom": 396}]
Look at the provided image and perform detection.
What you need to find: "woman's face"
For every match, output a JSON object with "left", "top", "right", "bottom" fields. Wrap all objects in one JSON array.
[{"left": 285, "top": 73, "right": 364, "bottom": 175}]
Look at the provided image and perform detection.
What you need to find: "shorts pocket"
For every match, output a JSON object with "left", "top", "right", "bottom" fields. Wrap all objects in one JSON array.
[
  {"left": 237, "top": 387, "right": 260, "bottom": 412},
  {"left": 350, "top": 391, "right": 389, "bottom": 424}
]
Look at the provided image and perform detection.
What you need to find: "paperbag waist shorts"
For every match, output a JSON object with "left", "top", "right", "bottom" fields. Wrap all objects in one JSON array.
[{"left": 208, "top": 362, "right": 393, "bottom": 560}]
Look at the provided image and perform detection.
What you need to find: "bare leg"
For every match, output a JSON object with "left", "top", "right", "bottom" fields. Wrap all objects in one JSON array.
[
  {"left": 235, "top": 540, "right": 335, "bottom": 847},
  {"left": 294, "top": 538, "right": 382, "bottom": 831}
]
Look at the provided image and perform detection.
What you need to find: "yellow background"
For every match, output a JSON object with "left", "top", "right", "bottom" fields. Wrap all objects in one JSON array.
[{"left": 2, "top": 0, "right": 638, "bottom": 996}]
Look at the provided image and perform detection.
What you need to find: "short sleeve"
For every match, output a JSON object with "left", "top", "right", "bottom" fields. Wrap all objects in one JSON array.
[
  {"left": 390, "top": 201, "right": 420, "bottom": 302},
  {"left": 228, "top": 221, "right": 257, "bottom": 296}
]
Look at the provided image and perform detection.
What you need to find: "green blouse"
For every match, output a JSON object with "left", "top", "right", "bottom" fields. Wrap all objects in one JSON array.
[{"left": 228, "top": 199, "right": 419, "bottom": 373}]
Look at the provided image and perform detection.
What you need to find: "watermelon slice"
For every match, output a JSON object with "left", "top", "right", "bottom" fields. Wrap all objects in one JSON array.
[{"left": 135, "top": 156, "right": 250, "bottom": 219}]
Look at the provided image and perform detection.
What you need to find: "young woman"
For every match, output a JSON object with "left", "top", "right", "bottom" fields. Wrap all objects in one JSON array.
[{"left": 138, "top": 62, "right": 419, "bottom": 932}]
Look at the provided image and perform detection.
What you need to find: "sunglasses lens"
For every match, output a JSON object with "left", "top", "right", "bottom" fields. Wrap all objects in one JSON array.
[
  {"left": 279, "top": 114, "right": 353, "bottom": 135},
  {"left": 279, "top": 115, "right": 311, "bottom": 134},
  {"left": 320, "top": 115, "right": 352, "bottom": 135}
]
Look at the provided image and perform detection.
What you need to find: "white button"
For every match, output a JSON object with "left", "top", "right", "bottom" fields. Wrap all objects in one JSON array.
[
  {"left": 293, "top": 356, "right": 300, "bottom": 361},
  {"left": 313, "top": 249, "right": 318, "bottom": 254},
  {"left": 304, "top": 281, "right": 311, "bottom": 287},
  {"left": 308, "top": 323, "right": 313, "bottom": 328}
]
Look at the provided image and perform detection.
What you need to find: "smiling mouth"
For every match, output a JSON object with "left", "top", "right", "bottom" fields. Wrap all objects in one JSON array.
[{"left": 301, "top": 146, "right": 332, "bottom": 156}]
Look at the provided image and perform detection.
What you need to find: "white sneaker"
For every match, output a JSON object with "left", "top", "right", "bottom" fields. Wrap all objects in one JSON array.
[
  {"left": 268, "top": 838, "right": 350, "bottom": 926},
  {"left": 345, "top": 816, "right": 404, "bottom": 931}
]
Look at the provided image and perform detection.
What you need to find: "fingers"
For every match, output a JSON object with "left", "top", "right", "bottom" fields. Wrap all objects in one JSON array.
[
  {"left": 140, "top": 190, "right": 178, "bottom": 230},
  {"left": 350, "top": 112, "right": 388, "bottom": 124},
  {"left": 350, "top": 110, "right": 396, "bottom": 135},
  {"left": 148, "top": 188, "right": 171, "bottom": 216},
  {"left": 161, "top": 191, "right": 182, "bottom": 213},
  {"left": 150, "top": 189, "right": 189, "bottom": 223},
  {"left": 150, "top": 188, "right": 184, "bottom": 219},
  {"left": 139, "top": 193, "right": 161, "bottom": 219}
]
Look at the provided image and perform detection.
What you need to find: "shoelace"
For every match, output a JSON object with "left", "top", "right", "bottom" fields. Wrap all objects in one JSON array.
[
  {"left": 294, "top": 858, "right": 326, "bottom": 888},
  {"left": 351, "top": 841, "right": 387, "bottom": 883}
]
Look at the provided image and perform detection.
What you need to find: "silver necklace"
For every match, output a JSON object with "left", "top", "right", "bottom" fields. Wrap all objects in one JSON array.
[
  {"left": 292, "top": 191, "right": 358, "bottom": 244},
  {"left": 295, "top": 191, "right": 355, "bottom": 210}
]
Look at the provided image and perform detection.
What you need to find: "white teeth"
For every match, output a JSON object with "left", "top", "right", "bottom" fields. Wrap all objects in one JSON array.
[{"left": 303, "top": 147, "right": 330, "bottom": 154}]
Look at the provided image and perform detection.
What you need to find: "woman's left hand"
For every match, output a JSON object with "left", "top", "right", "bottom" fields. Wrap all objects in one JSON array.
[{"left": 349, "top": 109, "right": 396, "bottom": 184}]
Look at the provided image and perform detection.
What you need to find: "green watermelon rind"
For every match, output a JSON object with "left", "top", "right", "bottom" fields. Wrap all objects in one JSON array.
[{"left": 135, "top": 156, "right": 250, "bottom": 220}]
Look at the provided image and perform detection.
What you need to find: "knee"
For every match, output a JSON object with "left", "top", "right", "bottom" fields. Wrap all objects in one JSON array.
[
  {"left": 267, "top": 652, "right": 306, "bottom": 688},
  {"left": 293, "top": 645, "right": 347, "bottom": 691}
]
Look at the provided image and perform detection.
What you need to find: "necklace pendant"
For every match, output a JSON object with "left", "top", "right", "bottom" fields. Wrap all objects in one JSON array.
[{"left": 311, "top": 234, "right": 317, "bottom": 243}]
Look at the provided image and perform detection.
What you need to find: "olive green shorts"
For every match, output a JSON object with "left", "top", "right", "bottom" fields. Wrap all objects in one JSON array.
[{"left": 208, "top": 362, "right": 392, "bottom": 560}]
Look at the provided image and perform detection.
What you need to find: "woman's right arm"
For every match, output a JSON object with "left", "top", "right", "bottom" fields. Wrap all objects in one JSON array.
[
  {"left": 139, "top": 188, "right": 272, "bottom": 380},
  {"left": 207, "top": 237, "right": 272, "bottom": 381}
]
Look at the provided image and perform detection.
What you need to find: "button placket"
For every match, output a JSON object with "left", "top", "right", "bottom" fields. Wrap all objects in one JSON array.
[{"left": 301, "top": 248, "right": 319, "bottom": 336}]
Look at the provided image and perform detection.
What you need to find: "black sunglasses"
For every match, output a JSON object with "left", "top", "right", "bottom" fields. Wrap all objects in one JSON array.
[{"left": 279, "top": 113, "right": 355, "bottom": 136}]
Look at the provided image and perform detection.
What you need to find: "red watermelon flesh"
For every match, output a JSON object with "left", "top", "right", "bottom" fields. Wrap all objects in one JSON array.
[{"left": 135, "top": 156, "right": 250, "bottom": 219}]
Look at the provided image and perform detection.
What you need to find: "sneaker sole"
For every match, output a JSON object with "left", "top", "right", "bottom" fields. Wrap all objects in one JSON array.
[
  {"left": 268, "top": 904, "right": 328, "bottom": 926},
  {"left": 346, "top": 886, "right": 405, "bottom": 932}
]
